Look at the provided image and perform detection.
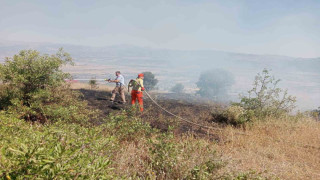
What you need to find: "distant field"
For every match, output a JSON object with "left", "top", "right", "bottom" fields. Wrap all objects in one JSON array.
[
  {"left": 1, "top": 43, "right": 319, "bottom": 110},
  {"left": 70, "top": 82, "right": 114, "bottom": 92},
  {"left": 64, "top": 62, "right": 320, "bottom": 111}
]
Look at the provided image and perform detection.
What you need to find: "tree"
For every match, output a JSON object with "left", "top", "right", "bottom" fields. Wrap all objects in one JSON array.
[
  {"left": 312, "top": 107, "right": 320, "bottom": 120},
  {"left": 142, "top": 71, "right": 158, "bottom": 90},
  {"left": 171, "top": 83, "right": 184, "bottom": 93},
  {"left": 89, "top": 77, "right": 99, "bottom": 89},
  {"left": 196, "top": 69, "right": 234, "bottom": 100},
  {"left": 0, "top": 48, "right": 94, "bottom": 123},
  {"left": 237, "top": 69, "right": 296, "bottom": 117}
]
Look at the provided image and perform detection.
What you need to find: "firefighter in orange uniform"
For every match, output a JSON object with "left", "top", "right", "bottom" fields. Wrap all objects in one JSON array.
[{"left": 129, "top": 73, "right": 145, "bottom": 112}]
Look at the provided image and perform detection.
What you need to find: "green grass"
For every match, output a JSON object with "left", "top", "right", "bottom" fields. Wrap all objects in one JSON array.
[
  {"left": 0, "top": 110, "right": 226, "bottom": 179},
  {"left": 0, "top": 113, "right": 116, "bottom": 179}
]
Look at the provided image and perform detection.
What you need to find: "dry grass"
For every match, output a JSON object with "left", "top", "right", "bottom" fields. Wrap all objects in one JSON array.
[
  {"left": 76, "top": 88, "right": 320, "bottom": 179},
  {"left": 108, "top": 117, "right": 320, "bottom": 179},
  {"left": 112, "top": 141, "right": 151, "bottom": 177},
  {"left": 112, "top": 135, "right": 219, "bottom": 179},
  {"left": 214, "top": 117, "right": 320, "bottom": 179},
  {"left": 141, "top": 98, "right": 320, "bottom": 179},
  {"left": 70, "top": 82, "right": 114, "bottom": 92}
]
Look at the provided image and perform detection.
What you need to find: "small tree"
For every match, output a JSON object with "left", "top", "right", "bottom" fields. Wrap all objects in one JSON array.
[
  {"left": 312, "top": 107, "right": 320, "bottom": 120},
  {"left": 89, "top": 77, "right": 98, "bottom": 89},
  {"left": 142, "top": 71, "right": 158, "bottom": 91},
  {"left": 0, "top": 48, "right": 95, "bottom": 123},
  {"left": 196, "top": 69, "right": 234, "bottom": 100},
  {"left": 171, "top": 83, "right": 184, "bottom": 93},
  {"left": 237, "top": 69, "right": 296, "bottom": 117}
]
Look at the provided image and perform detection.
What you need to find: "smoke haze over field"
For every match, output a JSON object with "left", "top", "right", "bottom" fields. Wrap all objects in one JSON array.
[
  {"left": 0, "top": 0, "right": 319, "bottom": 110},
  {"left": 0, "top": 43, "right": 319, "bottom": 110}
]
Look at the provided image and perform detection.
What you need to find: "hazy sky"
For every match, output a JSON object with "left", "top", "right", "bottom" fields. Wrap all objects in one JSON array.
[{"left": 1, "top": 0, "right": 320, "bottom": 58}]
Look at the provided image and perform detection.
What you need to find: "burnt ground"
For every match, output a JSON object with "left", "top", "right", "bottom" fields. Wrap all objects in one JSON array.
[{"left": 78, "top": 89, "right": 222, "bottom": 139}]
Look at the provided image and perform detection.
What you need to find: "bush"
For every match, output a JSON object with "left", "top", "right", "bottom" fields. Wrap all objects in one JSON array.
[
  {"left": 196, "top": 69, "right": 234, "bottom": 100},
  {"left": 214, "top": 69, "right": 297, "bottom": 125},
  {"left": 147, "top": 127, "right": 223, "bottom": 179},
  {"left": 142, "top": 71, "right": 158, "bottom": 90},
  {"left": 311, "top": 107, "right": 320, "bottom": 120},
  {"left": 212, "top": 105, "right": 254, "bottom": 126},
  {"left": 170, "top": 83, "right": 184, "bottom": 93},
  {"left": 236, "top": 69, "right": 296, "bottom": 118},
  {"left": 89, "top": 77, "right": 98, "bottom": 89},
  {"left": 0, "top": 49, "right": 97, "bottom": 123},
  {"left": 148, "top": 129, "right": 178, "bottom": 178},
  {"left": 0, "top": 114, "right": 116, "bottom": 179}
]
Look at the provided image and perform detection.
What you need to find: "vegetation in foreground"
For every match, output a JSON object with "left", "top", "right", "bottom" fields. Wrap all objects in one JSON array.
[
  {"left": 1, "top": 110, "right": 319, "bottom": 179},
  {"left": 1, "top": 49, "right": 319, "bottom": 179},
  {"left": 0, "top": 111, "right": 225, "bottom": 179}
]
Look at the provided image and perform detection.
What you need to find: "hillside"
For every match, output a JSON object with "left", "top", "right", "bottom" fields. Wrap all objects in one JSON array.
[
  {"left": 1, "top": 48, "right": 319, "bottom": 179},
  {"left": 0, "top": 41, "right": 319, "bottom": 110},
  {"left": 77, "top": 87, "right": 320, "bottom": 179}
]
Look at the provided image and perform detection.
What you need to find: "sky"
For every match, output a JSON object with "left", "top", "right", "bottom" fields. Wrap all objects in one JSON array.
[{"left": 0, "top": 0, "right": 320, "bottom": 58}]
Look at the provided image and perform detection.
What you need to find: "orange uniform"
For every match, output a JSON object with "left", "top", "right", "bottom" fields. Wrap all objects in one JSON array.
[{"left": 129, "top": 76, "right": 145, "bottom": 112}]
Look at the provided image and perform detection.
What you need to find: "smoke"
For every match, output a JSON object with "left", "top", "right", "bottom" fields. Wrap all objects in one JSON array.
[{"left": 196, "top": 69, "right": 235, "bottom": 101}]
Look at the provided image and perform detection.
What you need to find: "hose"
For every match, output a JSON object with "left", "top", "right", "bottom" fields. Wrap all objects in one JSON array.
[{"left": 143, "top": 90, "right": 222, "bottom": 130}]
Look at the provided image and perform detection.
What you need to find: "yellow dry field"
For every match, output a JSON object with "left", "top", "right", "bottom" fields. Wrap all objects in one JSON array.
[
  {"left": 70, "top": 82, "right": 114, "bottom": 92},
  {"left": 215, "top": 118, "right": 320, "bottom": 179}
]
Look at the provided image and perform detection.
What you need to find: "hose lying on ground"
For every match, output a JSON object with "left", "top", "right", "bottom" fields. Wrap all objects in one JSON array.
[
  {"left": 143, "top": 90, "right": 222, "bottom": 130},
  {"left": 128, "top": 80, "right": 247, "bottom": 135},
  {"left": 144, "top": 90, "right": 249, "bottom": 136}
]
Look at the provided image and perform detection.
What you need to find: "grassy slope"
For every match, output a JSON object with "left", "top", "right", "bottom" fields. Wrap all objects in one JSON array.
[
  {"left": 215, "top": 118, "right": 320, "bottom": 179},
  {"left": 75, "top": 85, "right": 320, "bottom": 179},
  {"left": 1, "top": 85, "right": 319, "bottom": 179}
]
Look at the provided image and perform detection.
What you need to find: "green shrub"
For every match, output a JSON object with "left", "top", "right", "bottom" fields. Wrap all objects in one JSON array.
[
  {"left": 220, "top": 170, "right": 267, "bottom": 180},
  {"left": 106, "top": 112, "right": 154, "bottom": 142},
  {"left": 142, "top": 71, "right": 158, "bottom": 90},
  {"left": 148, "top": 128, "right": 178, "bottom": 179},
  {"left": 187, "top": 159, "right": 225, "bottom": 179},
  {"left": 0, "top": 114, "right": 116, "bottom": 179},
  {"left": 312, "top": 107, "right": 320, "bottom": 120},
  {"left": 236, "top": 69, "right": 296, "bottom": 118},
  {"left": 171, "top": 83, "right": 184, "bottom": 93},
  {"left": 212, "top": 105, "right": 255, "bottom": 126},
  {"left": 89, "top": 77, "right": 98, "bottom": 89},
  {"left": 214, "top": 69, "right": 297, "bottom": 126},
  {"left": 0, "top": 49, "right": 97, "bottom": 123},
  {"left": 196, "top": 69, "right": 235, "bottom": 100}
]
